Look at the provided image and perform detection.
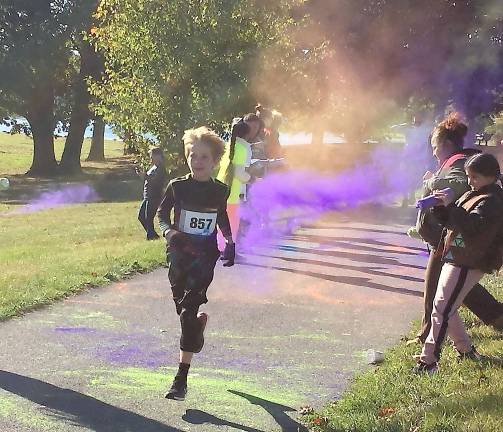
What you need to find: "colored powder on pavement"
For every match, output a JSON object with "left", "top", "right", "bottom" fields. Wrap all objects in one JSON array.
[
  {"left": 69, "top": 311, "right": 121, "bottom": 329},
  {"left": 54, "top": 326, "right": 97, "bottom": 333},
  {"left": 88, "top": 366, "right": 304, "bottom": 407},
  {"left": 53, "top": 326, "right": 169, "bottom": 368}
]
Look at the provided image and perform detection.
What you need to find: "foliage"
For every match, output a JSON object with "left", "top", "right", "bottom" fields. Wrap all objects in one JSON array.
[
  {"left": 0, "top": 1, "right": 100, "bottom": 174},
  {"left": 485, "top": 110, "right": 503, "bottom": 145},
  {"left": 268, "top": 0, "right": 503, "bottom": 138},
  {"left": 0, "top": 1, "right": 97, "bottom": 123},
  {"left": 89, "top": 0, "right": 305, "bottom": 162}
]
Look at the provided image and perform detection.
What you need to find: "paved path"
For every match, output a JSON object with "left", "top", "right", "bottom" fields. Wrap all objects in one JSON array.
[{"left": 0, "top": 207, "right": 426, "bottom": 432}]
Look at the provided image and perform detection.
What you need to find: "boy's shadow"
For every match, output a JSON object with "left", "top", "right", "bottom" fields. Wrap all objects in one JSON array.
[
  {"left": 0, "top": 370, "right": 182, "bottom": 432},
  {"left": 182, "top": 389, "right": 307, "bottom": 432}
]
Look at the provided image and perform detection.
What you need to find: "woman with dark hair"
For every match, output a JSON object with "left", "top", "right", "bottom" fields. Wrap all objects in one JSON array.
[
  {"left": 414, "top": 152, "right": 503, "bottom": 373},
  {"left": 413, "top": 113, "right": 503, "bottom": 348}
]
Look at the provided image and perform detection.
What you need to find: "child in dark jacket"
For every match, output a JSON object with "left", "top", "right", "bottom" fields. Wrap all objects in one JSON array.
[
  {"left": 138, "top": 147, "right": 167, "bottom": 240},
  {"left": 415, "top": 153, "right": 503, "bottom": 374}
]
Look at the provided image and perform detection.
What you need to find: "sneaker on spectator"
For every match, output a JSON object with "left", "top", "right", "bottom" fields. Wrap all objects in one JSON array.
[
  {"left": 412, "top": 361, "right": 438, "bottom": 375},
  {"left": 456, "top": 345, "right": 482, "bottom": 362}
]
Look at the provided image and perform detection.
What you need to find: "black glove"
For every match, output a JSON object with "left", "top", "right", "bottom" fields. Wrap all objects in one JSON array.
[{"left": 222, "top": 242, "right": 235, "bottom": 267}]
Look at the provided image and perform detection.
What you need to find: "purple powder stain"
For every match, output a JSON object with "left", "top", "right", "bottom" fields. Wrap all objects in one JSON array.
[
  {"left": 98, "top": 344, "right": 168, "bottom": 369},
  {"left": 53, "top": 326, "right": 168, "bottom": 368},
  {"left": 54, "top": 326, "right": 97, "bottom": 334},
  {"left": 13, "top": 184, "right": 99, "bottom": 214},
  {"left": 93, "top": 332, "right": 169, "bottom": 369}
]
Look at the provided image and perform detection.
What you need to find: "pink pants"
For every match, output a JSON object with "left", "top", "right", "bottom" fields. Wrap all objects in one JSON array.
[{"left": 420, "top": 263, "right": 483, "bottom": 365}]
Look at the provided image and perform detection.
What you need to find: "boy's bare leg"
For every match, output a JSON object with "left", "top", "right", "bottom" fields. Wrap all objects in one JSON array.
[{"left": 180, "top": 351, "right": 193, "bottom": 364}]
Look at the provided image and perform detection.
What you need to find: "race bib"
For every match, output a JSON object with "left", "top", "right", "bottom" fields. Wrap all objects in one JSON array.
[{"left": 179, "top": 209, "right": 217, "bottom": 236}]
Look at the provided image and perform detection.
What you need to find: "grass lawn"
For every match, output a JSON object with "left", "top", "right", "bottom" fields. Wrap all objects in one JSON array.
[
  {"left": 0, "top": 134, "right": 166, "bottom": 320},
  {"left": 302, "top": 274, "right": 503, "bottom": 432},
  {"left": 0, "top": 132, "right": 125, "bottom": 176},
  {"left": 0, "top": 201, "right": 166, "bottom": 320}
]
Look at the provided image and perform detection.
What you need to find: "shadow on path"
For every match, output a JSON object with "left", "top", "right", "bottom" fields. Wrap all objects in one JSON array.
[
  {"left": 287, "top": 233, "right": 426, "bottom": 254},
  {"left": 260, "top": 244, "right": 425, "bottom": 271},
  {"left": 250, "top": 253, "right": 424, "bottom": 284},
  {"left": 228, "top": 390, "right": 307, "bottom": 431},
  {"left": 182, "top": 390, "right": 307, "bottom": 432},
  {"left": 303, "top": 224, "right": 408, "bottom": 236},
  {"left": 0, "top": 370, "right": 182, "bottom": 432},
  {"left": 238, "top": 261, "right": 422, "bottom": 298},
  {"left": 183, "top": 409, "right": 264, "bottom": 432}
]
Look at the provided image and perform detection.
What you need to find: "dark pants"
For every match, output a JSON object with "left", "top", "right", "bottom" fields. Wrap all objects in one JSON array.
[
  {"left": 418, "top": 249, "right": 503, "bottom": 342},
  {"left": 168, "top": 240, "right": 219, "bottom": 353},
  {"left": 138, "top": 198, "right": 159, "bottom": 238}
]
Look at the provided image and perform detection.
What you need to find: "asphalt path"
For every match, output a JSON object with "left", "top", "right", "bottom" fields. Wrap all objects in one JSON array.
[{"left": 0, "top": 207, "right": 426, "bottom": 431}]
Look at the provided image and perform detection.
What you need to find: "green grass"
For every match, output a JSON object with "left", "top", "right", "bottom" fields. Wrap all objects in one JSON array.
[
  {"left": 0, "top": 133, "right": 165, "bottom": 320},
  {"left": 302, "top": 275, "right": 503, "bottom": 432},
  {"left": 0, "top": 132, "right": 124, "bottom": 176},
  {"left": 0, "top": 201, "right": 166, "bottom": 320}
]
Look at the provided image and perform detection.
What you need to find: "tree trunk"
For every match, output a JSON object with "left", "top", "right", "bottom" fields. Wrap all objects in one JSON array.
[
  {"left": 59, "top": 82, "right": 90, "bottom": 173},
  {"left": 87, "top": 116, "right": 106, "bottom": 161},
  {"left": 60, "top": 43, "right": 95, "bottom": 174},
  {"left": 26, "top": 85, "right": 58, "bottom": 177}
]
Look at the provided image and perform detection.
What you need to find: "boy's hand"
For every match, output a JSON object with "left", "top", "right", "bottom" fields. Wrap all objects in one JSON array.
[{"left": 222, "top": 242, "right": 235, "bottom": 267}]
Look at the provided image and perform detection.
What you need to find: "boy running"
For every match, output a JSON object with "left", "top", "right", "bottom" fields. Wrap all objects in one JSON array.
[{"left": 158, "top": 126, "right": 235, "bottom": 400}]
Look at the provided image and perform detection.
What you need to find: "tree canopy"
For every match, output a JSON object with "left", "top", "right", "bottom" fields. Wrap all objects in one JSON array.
[{"left": 90, "top": 0, "right": 305, "bottom": 166}]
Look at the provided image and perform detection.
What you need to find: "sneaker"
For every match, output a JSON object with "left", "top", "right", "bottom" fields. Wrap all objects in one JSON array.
[
  {"left": 147, "top": 232, "right": 160, "bottom": 240},
  {"left": 412, "top": 361, "right": 438, "bottom": 375},
  {"left": 164, "top": 377, "right": 187, "bottom": 401},
  {"left": 456, "top": 345, "right": 482, "bottom": 362},
  {"left": 193, "top": 312, "right": 208, "bottom": 354}
]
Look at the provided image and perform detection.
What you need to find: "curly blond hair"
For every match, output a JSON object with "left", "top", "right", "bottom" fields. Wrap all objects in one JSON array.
[{"left": 182, "top": 126, "right": 226, "bottom": 162}]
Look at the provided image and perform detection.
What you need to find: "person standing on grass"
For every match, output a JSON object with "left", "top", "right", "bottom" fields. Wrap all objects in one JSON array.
[
  {"left": 138, "top": 147, "right": 167, "bottom": 240},
  {"left": 412, "top": 113, "right": 503, "bottom": 348},
  {"left": 158, "top": 126, "right": 235, "bottom": 400},
  {"left": 414, "top": 153, "right": 503, "bottom": 374}
]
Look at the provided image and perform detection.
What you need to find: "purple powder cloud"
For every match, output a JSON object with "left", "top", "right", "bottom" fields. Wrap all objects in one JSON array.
[
  {"left": 241, "top": 136, "right": 432, "bottom": 249},
  {"left": 14, "top": 184, "right": 99, "bottom": 214}
]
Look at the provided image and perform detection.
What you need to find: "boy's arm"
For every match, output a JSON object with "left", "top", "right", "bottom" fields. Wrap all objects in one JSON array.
[
  {"left": 157, "top": 183, "right": 176, "bottom": 237},
  {"left": 217, "top": 199, "right": 233, "bottom": 244},
  {"left": 218, "top": 196, "right": 235, "bottom": 267}
]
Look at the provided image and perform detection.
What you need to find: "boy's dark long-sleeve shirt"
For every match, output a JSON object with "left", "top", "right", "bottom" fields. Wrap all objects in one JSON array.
[{"left": 157, "top": 174, "right": 232, "bottom": 240}]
